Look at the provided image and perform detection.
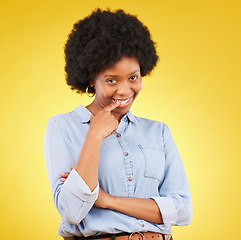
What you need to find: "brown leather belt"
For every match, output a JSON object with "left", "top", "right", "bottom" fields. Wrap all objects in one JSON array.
[{"left": 63, "top": 232, "right": 172, "bottom": 240}]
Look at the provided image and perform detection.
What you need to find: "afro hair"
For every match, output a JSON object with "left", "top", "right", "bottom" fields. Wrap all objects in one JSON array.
[{"left": 64, "top": 8, "right": 159, "bottom": 94}]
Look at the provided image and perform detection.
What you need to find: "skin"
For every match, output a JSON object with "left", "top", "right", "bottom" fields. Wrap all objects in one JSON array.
[
  {"left": 60, "top": 56, "right": 163, "bottom": 224},
  {"left": 87, "top": 56, "right": 142, "bottom": 121}
]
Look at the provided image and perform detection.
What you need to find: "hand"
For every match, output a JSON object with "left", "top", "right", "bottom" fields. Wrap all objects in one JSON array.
[
  {"left": 60, "top": 167, "right": 73, "bottom": 182},
  {"left": 88, "top": 102, "right": 120, "bottom": 139},
  {"left": 94, "top": 187, "right": 114, "bottom": 209}
]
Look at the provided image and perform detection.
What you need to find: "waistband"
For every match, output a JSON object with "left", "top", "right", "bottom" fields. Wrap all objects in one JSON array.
[{"left": 63, "top": 231, "right": 172, "bottom": 240}]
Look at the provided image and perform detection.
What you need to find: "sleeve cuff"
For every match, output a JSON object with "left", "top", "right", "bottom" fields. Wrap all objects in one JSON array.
[
  {"left": 64, "top": 168, "right": 99, "bottom": 202},
  {"left": 151, "top": 196, "right": 177, "bottom": 229}
]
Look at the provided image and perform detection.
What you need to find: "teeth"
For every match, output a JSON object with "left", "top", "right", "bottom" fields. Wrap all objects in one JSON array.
[{"left": 114, "top": 99, "right": 129, "bottom": 104}]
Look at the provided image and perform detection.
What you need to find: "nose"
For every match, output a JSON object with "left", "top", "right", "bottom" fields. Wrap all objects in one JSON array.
[{"left": 116, "top": 81, "right": 132, "bottom": 96}]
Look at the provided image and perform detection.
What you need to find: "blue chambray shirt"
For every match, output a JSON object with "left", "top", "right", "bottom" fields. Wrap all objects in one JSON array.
[{"left": 44, "top": 105, "right": 192, "bottom": 237}]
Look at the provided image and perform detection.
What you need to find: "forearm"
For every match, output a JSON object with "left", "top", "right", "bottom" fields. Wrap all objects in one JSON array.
[
  {"left": 75, "top": 129, "right": 103, "bottom": 191},
  {"left": 74, "top": 102, "right": 119, "bottom": 191},
  {"left": 108, "top": 196, "right": 163, "bottom": 224}
]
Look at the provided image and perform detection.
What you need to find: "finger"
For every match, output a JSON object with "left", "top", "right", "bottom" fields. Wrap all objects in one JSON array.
[
  {"left": 70, "top": 166, "right": 74, "bottom": 170},
  {"left": 89, "top": 114, "right": 94, "bottom": 122},
  {"left": 105, "top": 128, "right": 117, "bottom": 138},
  {"left": 60, "top": 178, "right": 66, "bottom": 182},
  {"left": 103, "top": 101, "right": 120, "bottom": 112},
  {"left": 60, "top": 172, "right": 70, "bottom": 177}
]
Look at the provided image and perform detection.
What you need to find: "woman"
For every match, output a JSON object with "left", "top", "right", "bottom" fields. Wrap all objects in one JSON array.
[{"left": 44, "top": 9, "right": 192, "bottom": 240}]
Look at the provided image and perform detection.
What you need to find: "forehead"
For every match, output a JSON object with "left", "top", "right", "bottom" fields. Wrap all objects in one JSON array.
[{"left": 98, "top": 57, "right": 140, "bottom": 77}]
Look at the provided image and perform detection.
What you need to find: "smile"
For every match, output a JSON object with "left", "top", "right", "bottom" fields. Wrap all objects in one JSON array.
[{"left": 112, "top": 96, "right": 133, "bottom": 107}]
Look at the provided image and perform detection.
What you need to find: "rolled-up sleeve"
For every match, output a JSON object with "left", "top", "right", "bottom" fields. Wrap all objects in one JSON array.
[
  {"left": 44, "top": 118, "right": 99, "bottom": 225},
  {"left": 151, "top": 123, "right": 192, "bottom": 230}
]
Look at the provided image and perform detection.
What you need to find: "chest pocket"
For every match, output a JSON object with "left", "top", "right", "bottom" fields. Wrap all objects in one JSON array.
[{"left": 138, "top": 145, "right": 165, "bottom": 181}]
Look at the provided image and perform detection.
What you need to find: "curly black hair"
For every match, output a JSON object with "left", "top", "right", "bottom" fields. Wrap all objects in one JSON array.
[{"left": 64, "top": 8, "right": 159, "bottom": 94}]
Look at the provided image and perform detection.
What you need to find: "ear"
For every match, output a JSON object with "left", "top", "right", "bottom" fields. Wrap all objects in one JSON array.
[{"left": 89, "top": 79, "right": 95, "bottom": 87}]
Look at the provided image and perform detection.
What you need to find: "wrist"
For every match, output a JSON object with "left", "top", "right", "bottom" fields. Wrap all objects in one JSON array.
[
  {"left": 107, "top": 195, "right": 118, "bottom": 210},
  {"left": 87, "top": 126, "right": 105, "bottom": 141}
]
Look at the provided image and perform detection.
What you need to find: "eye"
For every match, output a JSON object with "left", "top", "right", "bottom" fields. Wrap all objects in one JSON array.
[
  {"left": 130, "top": 76, "right": 138, "bottom": 81},
  {"left": 106, "top": 79, "right": 117, "bottom": 84}
]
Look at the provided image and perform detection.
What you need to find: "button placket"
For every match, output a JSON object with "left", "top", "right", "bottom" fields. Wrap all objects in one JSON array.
[
  {"left": 116, "top": 132, "right": 134, "bottom": 197},
  {"left": 123, "top": 143, "right": 134, "bottom": 197}
]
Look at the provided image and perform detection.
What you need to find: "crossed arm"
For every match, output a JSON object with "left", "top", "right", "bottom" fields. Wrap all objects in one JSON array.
[
  {"left": 61, "top": 171, "right": 163, "bottom": 224},
  {"left": 60, "top": 102, "right": 163, "bottom": 224}
]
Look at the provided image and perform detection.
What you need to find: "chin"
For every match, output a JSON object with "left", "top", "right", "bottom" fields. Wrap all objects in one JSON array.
[{"left": 113, "top": 103, "right": 132, "bottom": 117}]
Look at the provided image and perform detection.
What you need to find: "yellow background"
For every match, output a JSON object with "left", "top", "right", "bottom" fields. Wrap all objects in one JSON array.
[{"left": 1, "top": 0, "right": 240, "bottom": 239}]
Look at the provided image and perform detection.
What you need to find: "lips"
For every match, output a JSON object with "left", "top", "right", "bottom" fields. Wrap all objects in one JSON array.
[{"left": 112, "top": 95, "right": 133, "bottom": 108}]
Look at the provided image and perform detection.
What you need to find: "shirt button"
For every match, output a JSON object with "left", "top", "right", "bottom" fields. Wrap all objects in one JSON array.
[
  {"left": 128, "top": 177, "right": 132, "bottom": 181},
  {"left": 140, "top": 224, "right": 144, "bottom": 227},
  {"left": 125, "top": 152, "right": 129, "bottom": 156},
  {"left": 116, "top": 134, "right": 121, "bottom": 137}
]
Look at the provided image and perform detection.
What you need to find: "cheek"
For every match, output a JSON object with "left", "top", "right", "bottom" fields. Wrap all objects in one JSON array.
[
  {"left": 103, "top": 88, "right": 115, "bottom": 97},
  {"left": 133, "top": 81, "right": 142, "bottom": 94},
  {"left": 95, "top": 85, "right": 112, "bottom": 97},
  {"left": 96, "top": 89, "right": 114, "bottom": 99}
]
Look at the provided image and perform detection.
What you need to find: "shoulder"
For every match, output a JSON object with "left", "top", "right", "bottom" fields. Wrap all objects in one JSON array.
[
  {"left": 133, "top": 114, "right": 169, "bottom": 133},
  {"left": 46, "top": 105, "right": 88, "bottom": 134},
  {"left": 131, "top": 114, "right": 171, "bottom": 147},
  {"left": 49, "top": 104, "right": 87, "bottom": 122}
]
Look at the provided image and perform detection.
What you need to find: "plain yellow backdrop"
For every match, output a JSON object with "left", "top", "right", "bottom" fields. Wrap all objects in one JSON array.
[{"left": 1, "top": 0, "right": 240, "bottom": 239}]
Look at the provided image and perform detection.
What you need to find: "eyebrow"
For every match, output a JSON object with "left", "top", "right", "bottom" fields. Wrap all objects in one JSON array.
[{"left": 104, "top": 70, "right": 140, "bottom": 78}]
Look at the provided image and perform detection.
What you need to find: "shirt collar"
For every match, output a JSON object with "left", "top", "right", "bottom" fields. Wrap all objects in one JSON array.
[
  {"left": 125, "top": 110, "right": 136, "bottom": 123},
  {"left": 72, "top": 105, "right": 91, "bottom": 123},
  {"left": 72, "top": 105, "right": 137, "bottom": 124}
]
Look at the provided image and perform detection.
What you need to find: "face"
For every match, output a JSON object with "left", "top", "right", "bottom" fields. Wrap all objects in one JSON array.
[{"left": 89, "top": 56, "right": 142, "bottom": 120}]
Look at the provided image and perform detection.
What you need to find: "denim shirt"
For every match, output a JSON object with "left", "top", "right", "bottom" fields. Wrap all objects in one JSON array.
[{"left": 44, "top": 105, "right": 192, "bottom": 237}]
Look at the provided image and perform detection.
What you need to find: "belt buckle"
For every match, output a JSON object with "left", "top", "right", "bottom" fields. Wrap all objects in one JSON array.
[
  {"left": 129, "top": 232, "right": 145, "bottom": 240},
  {"left": 165, "top": 235, "right": 171, "bottom": 240}
]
